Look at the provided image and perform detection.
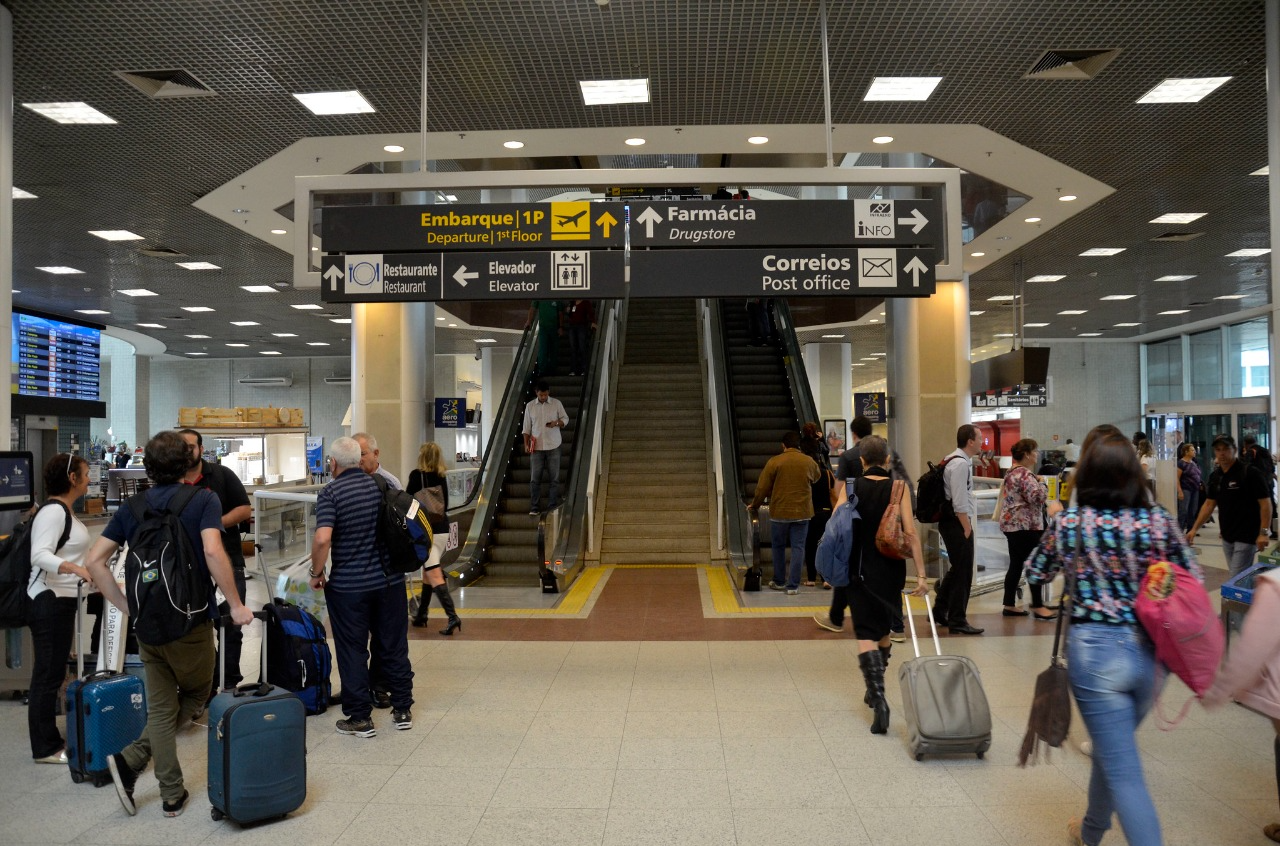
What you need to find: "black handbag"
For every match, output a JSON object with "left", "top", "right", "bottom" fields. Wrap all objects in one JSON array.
[
  {"left": 742, "top": 566, "right": 762, "bottom": 592},
  {"left": 1017, "top": 523, "right": 1079, "bottom": 766}
]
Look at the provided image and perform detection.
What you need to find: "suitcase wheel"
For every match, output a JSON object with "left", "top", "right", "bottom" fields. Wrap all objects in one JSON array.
[
  {"left": 915, "top": 753, "right": 923, "bottom": 762},
  {"left": 976, "top": 751, "right": 984, "bottom": 760},
  {"left": 211, "top": 808, "right": 224, "bottom": 822},
  {"left": 70, "top": 770, "right": 84, "bottom": 784}
]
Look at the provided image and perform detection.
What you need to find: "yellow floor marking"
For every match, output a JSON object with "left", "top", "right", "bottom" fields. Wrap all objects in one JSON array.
[{"left": 706, "top": 565, "right": 826, "bottom": 614}]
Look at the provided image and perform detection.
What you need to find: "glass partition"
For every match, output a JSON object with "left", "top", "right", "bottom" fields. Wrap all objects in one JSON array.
[
  {"left": 1229, "top": 318, "right": 1269, "bottom": 398},
  {"left": 1146, "top": 337, "right": 1184, "bottom": 403}
]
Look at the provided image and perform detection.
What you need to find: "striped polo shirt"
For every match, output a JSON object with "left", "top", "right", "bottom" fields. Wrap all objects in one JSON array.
[{"left": 315, "top": 468, "right": 399, "bottom": 593}]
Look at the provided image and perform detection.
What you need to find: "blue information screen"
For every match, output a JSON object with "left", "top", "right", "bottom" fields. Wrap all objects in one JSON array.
[
  {"left": 0, "top": 452, "right": 35, "bottom": 510},
  {"left": 11, "top": 313, "right": 101, "bottom": 401}
]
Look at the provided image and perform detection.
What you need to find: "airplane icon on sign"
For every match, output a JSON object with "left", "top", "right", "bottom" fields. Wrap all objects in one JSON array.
[{"left": 555, "top": 209, "right": 587, "bottom": 226}]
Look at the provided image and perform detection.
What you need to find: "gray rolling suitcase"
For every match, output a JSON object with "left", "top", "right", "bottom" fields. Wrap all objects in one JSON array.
[{"left": 898, "top": 592, "right": 992, "bottom": 761}]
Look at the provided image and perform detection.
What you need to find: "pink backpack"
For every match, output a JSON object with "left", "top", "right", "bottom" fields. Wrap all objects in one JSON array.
[{"left": 1134, "top": 559, "right": 1224, "bottom": 728}]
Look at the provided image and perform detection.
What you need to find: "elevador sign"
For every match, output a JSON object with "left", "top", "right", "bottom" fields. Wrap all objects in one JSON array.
[{"left": 320, "top": 196, "right": 940, "bottom": 302}]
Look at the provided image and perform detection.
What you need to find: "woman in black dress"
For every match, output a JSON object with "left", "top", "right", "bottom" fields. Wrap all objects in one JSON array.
[
  {"left": 407, "top": 442, "right": 461, "bottom": 635},
  {"left": 848, "top": 436, "right": 929, "bottom": 734}
]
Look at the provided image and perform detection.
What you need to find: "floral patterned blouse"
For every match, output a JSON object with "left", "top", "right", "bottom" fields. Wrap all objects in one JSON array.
[
  {"left": 997, "top": 465, "right": 1047, "bottom": 533},
  {"left": 1026, "top": 505, "right": 1203, "bottom": 626}
]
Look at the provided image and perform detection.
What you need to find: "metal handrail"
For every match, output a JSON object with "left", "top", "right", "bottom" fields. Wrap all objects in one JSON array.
[
  {"left": 774, "top": 299, "right": 822, "bottom": 432},
  {"left": 580, "top": 300, "right": 625, "bottom": 555},
  {"left": 699, "top": 299, "right": 728, "bottom": 553},
  {"left": 710, "top": 300, "right": 754, "bottom": 570}
]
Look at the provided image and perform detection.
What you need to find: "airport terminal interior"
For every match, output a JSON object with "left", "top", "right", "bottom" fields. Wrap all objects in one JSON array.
[{"left": 0, "top": 1, "right": 1277, "bottom": 844}]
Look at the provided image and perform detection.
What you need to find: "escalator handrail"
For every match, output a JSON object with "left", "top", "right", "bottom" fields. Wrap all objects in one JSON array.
[
  {"left": 773, "top": 299, "right": 822, "bottom": 433},
  {"left": 711, "top": 300, "right": 754, "bottom": 570},
  {"left": 699, "top": 299, "right": 729, "bottom": 555}
]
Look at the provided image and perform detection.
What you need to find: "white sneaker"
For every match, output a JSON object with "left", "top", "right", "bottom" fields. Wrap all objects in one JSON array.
[{"left": 786, "top": 588, "right": 799, "bottom": 596}]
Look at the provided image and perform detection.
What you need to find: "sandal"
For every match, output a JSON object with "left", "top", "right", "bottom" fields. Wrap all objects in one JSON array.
[
  {"left": 822, "top": 581, "right": 832, "bottom": 590},
  {"left": 802, "top": 580, "right": 817, "bottom": 587}
]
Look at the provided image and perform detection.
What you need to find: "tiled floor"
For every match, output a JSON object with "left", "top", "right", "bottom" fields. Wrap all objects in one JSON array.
[{"left": 1, "top": 528, "right": 1274, "bottom": 846}]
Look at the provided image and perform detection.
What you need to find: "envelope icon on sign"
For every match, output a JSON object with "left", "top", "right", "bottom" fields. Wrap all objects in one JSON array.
[
  {"left": 862, "top": 257, "right": 893, "bottom": 277},
  {"left": 869, "top": 202, "right": 891, "bottom": 214}
]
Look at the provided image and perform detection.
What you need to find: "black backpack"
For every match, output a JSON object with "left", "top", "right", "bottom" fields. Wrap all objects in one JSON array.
[
  {"left": 915, "top": 456, "right": 958, "bottom": 523},
  {"left": 263, "top": 598, "right": 332, "bottom": 715},
  {"left": 124, "top": 485, "right": 209, "bottom": 646},
  {"left": 0, "top": 503, "right": 72, "bottom": 628},
  {"left": 372, "top": 476, "right": 433, "bottom": 575}
]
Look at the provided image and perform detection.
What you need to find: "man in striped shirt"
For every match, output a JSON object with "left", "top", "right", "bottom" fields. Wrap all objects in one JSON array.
[{"left": 309, "top": 437, "right": 415, "bottom": 737}]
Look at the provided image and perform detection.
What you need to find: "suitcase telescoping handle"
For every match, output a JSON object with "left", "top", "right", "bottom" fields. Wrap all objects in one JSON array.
[
  {"left": 217, "top": 611, "right": 271, "bottom": 698},
  {"left": 902, "top": 591, "right": 943, "bottom": 658}
]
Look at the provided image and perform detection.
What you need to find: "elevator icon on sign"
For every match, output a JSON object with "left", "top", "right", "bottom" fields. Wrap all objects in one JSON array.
[{"left": 552, "top": 252, "right": 590, "bottom": 292}]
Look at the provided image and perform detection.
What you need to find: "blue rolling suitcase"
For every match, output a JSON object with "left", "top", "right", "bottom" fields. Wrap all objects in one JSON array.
[
  {"left": 207, "top": 612, "right": 307, "bottom": 825},
  {"left": 66, "top": 582, "right": 147, "bottom": 787}
]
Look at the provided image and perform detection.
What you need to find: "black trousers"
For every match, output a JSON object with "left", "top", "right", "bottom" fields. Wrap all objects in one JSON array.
[
  {"left": 27, "top": 591, "right": 76, "bottom": 758},
  {"left": 213, "top": 566, "right": 247, "bottom": 689},
  {"left": 325, "top": 581, "right": 414, "bottom": 721},
  {"left": 1002, "top": 529, "right": 1046, "bottom": 608},
  {"left": 935, "top": 517, "right": 976, "bottom": 626}
]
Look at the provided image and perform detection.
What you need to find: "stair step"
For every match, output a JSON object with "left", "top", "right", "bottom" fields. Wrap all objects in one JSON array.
[
  {"left": 603, "top": 509, "right": 712, "bottom": 524},
  {"left": 599, "top": 551, "right": 711, "bottom": 565},
  {"left": 602, "top": 523, "right": 710, "bottom": 539}
]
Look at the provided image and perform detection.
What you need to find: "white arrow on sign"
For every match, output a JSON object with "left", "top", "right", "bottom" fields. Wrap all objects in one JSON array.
[
  {"left": 453, "top": 265, "right": 478, "bottom": 287},
  {"left": 323, "top": 263, "right": 344, "bottom": 291},
  {"left": 897, "top": 208, "right": 928, "bottom": 234},
  {"left": 903, "top": 256, "right": 929, "bottom": 287},
  {"left": 635, "top": 206, "right": 663, "bottom": 238}
]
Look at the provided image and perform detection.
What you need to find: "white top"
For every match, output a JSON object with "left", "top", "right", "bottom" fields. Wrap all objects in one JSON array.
[
  {"left": 28, "top": 503, "right": 91, "bottom": 599},
  {"left": 1064, "top": 442, "right": 1081, "bottom": 463},
  {"left": 522, "top": 396, "right": 569, "bottom": 452},
  {"left": 943, "top": 447, "right": 975, "bottom": 518}
]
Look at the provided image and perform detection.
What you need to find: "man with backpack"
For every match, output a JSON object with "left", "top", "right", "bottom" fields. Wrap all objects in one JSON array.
[
  {"left": 82, "top": 431, "right": 254, "bottom": 818},
  {"left": 932, "top": 424, "right": 985, "bottom": 635}
]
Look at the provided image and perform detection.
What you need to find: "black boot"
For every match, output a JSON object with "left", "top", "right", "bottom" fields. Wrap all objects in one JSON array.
[
  {"left": 864, "top": 645, "right": 892, "bottom": 707},
  {"left": 434, "top": 583, "right": 462, "bottom": 636},
  {"left": 858, "top": 650, "right": 890, "bottom": 735},
  {"left": 411, "top": 588, "right": 432, "bottom": 628}
]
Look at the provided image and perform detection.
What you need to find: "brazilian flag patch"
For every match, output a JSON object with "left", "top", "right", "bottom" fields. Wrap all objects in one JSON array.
[{"left": 141, "top": 569, "right": 159, "bottom": 583}]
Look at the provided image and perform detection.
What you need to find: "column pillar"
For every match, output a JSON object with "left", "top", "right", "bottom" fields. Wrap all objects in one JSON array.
[
  {"left": 350, "top": 302, "right": 433, "bottom": 481},
  {"left": 481, "top": 344, "right": 517, "bottom": 456},
  {"left": 803, "top": 343, "right": 852, "bottom": 427},
  {"left": 107, "top": 347, "right": 151, "bottom": 447}
]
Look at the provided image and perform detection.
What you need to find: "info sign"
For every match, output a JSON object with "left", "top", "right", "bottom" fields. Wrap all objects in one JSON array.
[{"left": 322, "top": 203, "right": 623, "bottom": 253}]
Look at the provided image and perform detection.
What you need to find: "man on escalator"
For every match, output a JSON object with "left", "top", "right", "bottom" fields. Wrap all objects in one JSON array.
[{"left": 522, "top": 380, "right": 569, "bottom": 516}]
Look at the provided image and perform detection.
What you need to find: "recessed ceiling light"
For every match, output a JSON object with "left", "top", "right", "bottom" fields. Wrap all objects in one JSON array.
[
  {"left": 970, "top": 252, "right": 985, "bottom": 257},
  {"left": 259, "top": 351, "right": 282, "bottom": 355},
  {"left": 22, "top": 101, "right": 117, "bottom": 124},
  {"left": 230, "top": 321, "right": 259, "bottom": 327},
  {"left": 1253, "top": 166, "right": 1270, "bottom": 176},
  {"left": 1149, "top": 212, "right": 1206, "bottom": 224},
  {"left": 579, "top": 78, "right": 650, "bottom": 105},
  {"left": 383, "top": 144, "right": 404, "bottom": 153},
  {"left": 503, "top": 140, "right": 525, "bottom": 149},
  {"left": 435, "top": 316, "right": 446, "bottom": 321},
  {"left": 241, "top": 285, "right": 277, "bottom": 293},
  {"left": 860, "top": 357, "right": 877, "bottom": 361},
  {"left": 1159, "top": 310, "right": 1190, "bottom": 315},
  {"left": 331, "top": 318, "right": 352, "bottom": 324},
  {"left": 1137, "top": 77, "right": 1231, "bottom": 104},
  {"left": 994, "top": 333, "right": 1015, "bottom": 338},
  {"left": 475, "top": 338, "right": 498, "bottom": 343},
  {"left": 852, "top": 363, "right": 866, "bottom": 367},
  {"left": 1079, "top": 247, "right": 1126, "bottom": 256},
  {"left": 225, "top": 343, "right": 248, "bottom": 348},
  {"left": 1214, "top": 294, "right": 1248, "bottom": 300},
  {"left": 869, "top": 319, "right": 879, "bottom": 323},
  {"left": 311, "top": 246, "right": 319, "bottom": 251},
  {"left": 970, "top": 310, "right": 985, "bottom": 316},
  {"left": 1058, "top": 195, "right": 1077, "bottom": 202},
  {"left": 447, "top": 322, "right": 458, "bottom": 328},
  {"left": 186, "top": 352, "right": 208, "bottom": 356},
  {"left": 291, "top": 304, "right": 323, "bottom": 310},
  {"left": 136, "top": 323, "right": 166, "bottom": 329},
  {"left": 36, "top": 265, "right": 85, "bottom": 275},
  {"left": 863, "top": 76, "right": 942, "bottom": 101},
  {"left": 118, "top": 288, "right": 157, "bottom": 296},
  {"left": 307, "top": 342, "right": 330, "bottom": 347},
  {"left": 1024, "top": 323, "right": 1050, "bottom": 328},
  {"left": 177, "top": 261, "right": 220, "bottom": 270},
  {"left": 1114, "top": 322, "right": 1142, "bottom": 327},
  {"left": 1100, "top": 294, "right": 1136, "bottom": 301},
  {"left": 1059, "top": 309, "right": 1088, "bottom": 315},
  {"left": 13, "top": 187, "right": 37, "bottom": 199},
  {"left": 1024, "top": 217, "right": 1041, "bottom": 223},
  {"left": 89, "top": 229, "right": 143, "bottom": 241},
  {"left": 1156, "top": 275, "right": 1196, "bottom": 281},
  {"left": 624, "top": 137, "right": 646, "bottom": 146},
  {"left": 270, "top": 228, "right": 287, "bottom": 235},
  {"left": 872, "top": 135, "right": 894, "bottom": 144},
  {"left": 445, "top": 194, "right": 458, "bottom": 202},
  {"left": 1227, "top": 248, "right": 1271, "bottom": 257},
  {"left": 1078, "top": 332, "right": 1103, "bottom": 337},
  {"left": 185, "top": 334, "right": 210, "bottom": 339},
  {"left": 76, "top": 309, "right": 109, "bottom": 315},
  {"left": 747, "top": 135, "right": 769, "bottom": 145},
  {"left": 988, "top": 295, "right": 1018, "bottom": 301},
  {"left": 292, "top": 90, "right": 375, "bottom": 115},
  {"left": 181, "top": 306, "right": 214, "bottom": 313},
  {"left": 1026, "top": 275, "right": 1065, "bottom": 283},
  {"left": 272, "top": 332, "right": 298, "bottom": 337}
]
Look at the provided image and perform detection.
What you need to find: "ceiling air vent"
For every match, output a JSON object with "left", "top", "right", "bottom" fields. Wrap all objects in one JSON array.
[
  {"left": 237, "top": 376, "right": 293, "bottom": 387},
  {"left": 323, "top": 376, "right": 351, "bottom": 385},
  {"left": 138, "top": 246, "right": 187, "bottom": 258},
  {"left": 1150, "top": 232, "right": 1205, "bottom": 242},
  {"left": 115, "top": 68, "right": 216, "bottom": 99},
  {"left": 1024, "top": 49, "right": 1121, "bottom": 80}
]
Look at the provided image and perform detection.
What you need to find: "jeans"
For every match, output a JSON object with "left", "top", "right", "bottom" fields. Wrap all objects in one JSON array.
[
  {"left": 770, "top": 519, "right": 809, "bottom": 590},
  {"left": 122, "top": 621, "right": 217, "bottom": 804},
  {"left": 529, "top": 446, "right": 562, "bottom": 512},
  {"left": 804, "top": 510, "right": 831, "bottom": 583},
  {"left": 212, "top": 566, "right": 248, "bottom": 690},
  {"left": 1002, "top": 529, "right": 1045, "bottom": 608},
  {"left": 1068, "top": 623, "right": 1163, "bottom": 846},
  {"left": 26, "top": 591, "right": 77, "bottom": 758},
  {"left": 1222, "top": 540, "right": 1258, "bottom": 579},
  {"left": 1176, "top": 492, "right": 1198, "bottom": 533},
  {"left": 325, "top": 581, "right": 414, "bottom": 722},
  {"left": 935, "top": 517, "right": 975, "bottom": 625}
]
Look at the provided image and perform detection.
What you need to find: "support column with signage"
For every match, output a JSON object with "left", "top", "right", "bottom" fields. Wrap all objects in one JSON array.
[{"left": 351, "top": 302, "right": 432, "bottom": 481}]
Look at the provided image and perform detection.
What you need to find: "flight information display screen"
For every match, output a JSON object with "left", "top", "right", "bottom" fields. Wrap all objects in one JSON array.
[{"left": 11, "top": 312, "right": 102, "bottom": 401}]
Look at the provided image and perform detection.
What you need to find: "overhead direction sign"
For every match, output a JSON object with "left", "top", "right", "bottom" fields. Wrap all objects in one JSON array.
[
  {"left": 629, "top": 199, "right": 940, "bottom": 248},
  {"left": 322, "top": 203, "right": 623, "bottom": 253},
  {"left": 320, "top": 251, "right": 625, "bottom": 302},
  {"left": 629, "top": 248, "right": 936, "bottom": 298}
]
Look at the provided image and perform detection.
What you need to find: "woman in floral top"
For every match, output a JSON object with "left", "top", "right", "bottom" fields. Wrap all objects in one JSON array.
[
  {"left": 999, "top": 438, "right": 1060, "bottom": 619},
  {"left": 1026, "top": 431, "right": 1204, "bottom": 846}
]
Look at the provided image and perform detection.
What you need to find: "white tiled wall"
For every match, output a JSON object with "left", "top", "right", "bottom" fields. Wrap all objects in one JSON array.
[{"left": 1019, "top": 341, "right": 1142, "bottom": 447}]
